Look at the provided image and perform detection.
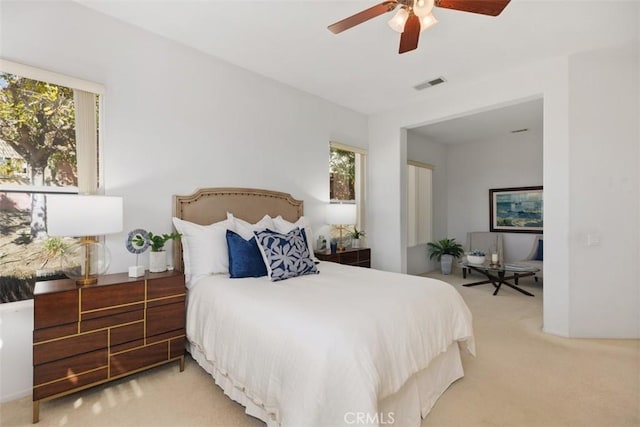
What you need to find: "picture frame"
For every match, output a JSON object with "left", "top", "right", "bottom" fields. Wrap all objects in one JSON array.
[{"left": 489, "top": 186, "right": 543, "bottom": 233}]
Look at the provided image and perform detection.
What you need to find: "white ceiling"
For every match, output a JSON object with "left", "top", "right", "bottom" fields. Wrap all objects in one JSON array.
[
  {"left": 411, "top": 97, "right": 543, "bottom": 144},
  {"left": 76, "top": 0, "right": 637, "bottom": 139}
]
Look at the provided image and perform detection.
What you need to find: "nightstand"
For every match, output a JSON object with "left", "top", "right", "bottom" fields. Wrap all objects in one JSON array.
[
  {"left": 315, "top": 247, "right": 371, "bottom": 268},
  {"left": 32, "top": 271, "right": 185, "bottom": 423}
]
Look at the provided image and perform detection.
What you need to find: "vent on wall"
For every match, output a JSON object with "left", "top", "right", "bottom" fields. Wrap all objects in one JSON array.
[
  {"left": 414, "top": 77, "right": 447, "bottom": 91},
  {"left": 511, "top": 128, "right": 529, "bottom": 133}
]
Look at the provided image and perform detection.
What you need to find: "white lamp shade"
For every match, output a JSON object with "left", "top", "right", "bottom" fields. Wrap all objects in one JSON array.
[
  {"left": 46, "top": 195, "right": 123, "bottom": 237},
  {"left": 420, "top": 12, "right": 438, "bottom": 32},
  {"left": 413, "top": 0, "right": 435, "bottom": 18},
  {"left": 388, "top": 8, "right": 409, "bottom": 33},
  {"left": 326, "top": 203, "right": 357, "bottom": 225}
]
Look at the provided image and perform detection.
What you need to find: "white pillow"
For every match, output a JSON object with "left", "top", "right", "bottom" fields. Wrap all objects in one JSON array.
[
  {"left": 273, "top": 215, "right": 317, "bottom": 261},
  {"left": 172, "top": 217, "right": 231, "bottom": 286},
  {"left": 227, "top": 213, "right": 275, "bottom": 240}
]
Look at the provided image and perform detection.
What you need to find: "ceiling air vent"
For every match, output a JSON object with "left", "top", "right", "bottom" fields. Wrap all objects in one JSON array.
[{"left": 413, "top": 76, "right": 447, "bottom": 91}]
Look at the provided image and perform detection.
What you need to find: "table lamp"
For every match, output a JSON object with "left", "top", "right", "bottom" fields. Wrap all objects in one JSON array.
[
  {"left": 326, "top": 203, "right": 357, "bottom": 252},
  {"left": 46, "top": 195, "right": 123, "bottom": 286}
]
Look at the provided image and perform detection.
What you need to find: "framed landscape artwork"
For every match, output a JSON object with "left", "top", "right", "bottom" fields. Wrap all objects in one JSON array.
[{"left": 489, "top": 186, "right": 543, "bottom": 233}]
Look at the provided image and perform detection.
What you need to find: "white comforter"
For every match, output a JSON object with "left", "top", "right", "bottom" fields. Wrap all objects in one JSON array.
[{"left": 187, "top": 262, "right": 474, "bottom": 426}]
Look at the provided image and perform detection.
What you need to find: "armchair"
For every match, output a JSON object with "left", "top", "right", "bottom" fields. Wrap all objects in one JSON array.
[{"left": 515, "top": 235, "right": 543, "bottom": 281}]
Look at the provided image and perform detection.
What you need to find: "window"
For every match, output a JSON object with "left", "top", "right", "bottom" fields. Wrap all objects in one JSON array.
[
  {"left": 329, "top": 142, "right": 366, "bottom": 230},
  {"left": 407, "top": 161, "right": 432, "bottom": 247},
  {"left": 0, "top": 60, "right": 103, "bottom": 303}
]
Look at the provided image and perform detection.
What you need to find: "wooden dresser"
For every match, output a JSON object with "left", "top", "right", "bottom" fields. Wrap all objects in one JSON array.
[
  {"left": 315, "top": 247, "right": 371, "bottom": 268},
  {"left": 32, "top": 271, "right": 185, "bottom": 423}
]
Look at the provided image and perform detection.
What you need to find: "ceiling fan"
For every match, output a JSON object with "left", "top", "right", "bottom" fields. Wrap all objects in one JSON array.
[{"left": 328, "top": 0, "right": 511, "bottom": 54}]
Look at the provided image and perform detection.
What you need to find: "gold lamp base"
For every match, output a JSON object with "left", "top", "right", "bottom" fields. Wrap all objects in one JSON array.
[
  {"left": 75, "top": 275, "right": 98, "bottom": 286},
  {"left": 62, "top": 236, "right": 109, "bottom": 287},
  {"left": 337, "top": 224, "right": 347, "bottom": 252}
]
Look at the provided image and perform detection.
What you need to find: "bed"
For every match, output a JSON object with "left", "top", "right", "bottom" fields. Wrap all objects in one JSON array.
[{"left": 172, "top": 187, "right": 475, "bottom": 427}]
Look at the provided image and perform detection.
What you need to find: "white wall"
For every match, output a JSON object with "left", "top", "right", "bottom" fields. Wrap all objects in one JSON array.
[
  {"left": 567, "top": 44, "right": 639, "bottom": 338},
  {"left": 406, "top": 120, "right": 543, "bottom": 276},
  {"left": 369, "top": 41, "right": 639, "bottom": 339},
  {"left": 0, "top": 300, "right": 33, "bottom": 402},
  {"left": 406, "top": 132, "right": 448, "bottom": 274},
  {"left": 446, "top": 127, "right": 543, "bottom": 262},
  {"left": 0, "top": 1, "right": 367, "bottom": 401}
]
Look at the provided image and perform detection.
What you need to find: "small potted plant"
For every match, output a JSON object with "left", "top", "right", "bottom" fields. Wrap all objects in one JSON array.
[
  {"left": 348, "top": 227, "right": 365, "bottom": 249},
  {"left": 427, "top": 238, "right": 465, "bottom": 275},
  {"left": 135, "top": 232, "right": 181, "bottom": 273}
]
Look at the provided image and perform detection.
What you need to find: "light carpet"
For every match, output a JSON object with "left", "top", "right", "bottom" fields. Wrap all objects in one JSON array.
[{"left": 1, "top": 270, "right": 638, "bottom": 426}]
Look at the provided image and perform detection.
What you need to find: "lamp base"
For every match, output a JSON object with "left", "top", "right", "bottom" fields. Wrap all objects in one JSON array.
[
  {"left": 338, "top": 225, "right": 347, "bottom": 252},
  {"left": 75, "top": 275, "right": 98, "bottom": 286},
  {"left": 62, "top": 238, "right": 111, "bottom": 287}
]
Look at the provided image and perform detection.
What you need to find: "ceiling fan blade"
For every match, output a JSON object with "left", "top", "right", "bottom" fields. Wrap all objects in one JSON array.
[
  {"left": 435, "top": 0, "right": 511, "bottom": 16},
  {"left": 398, "top": 12, "right": 420, "bottom": 54},
  {"left": 328, "top": 1, "right": 398, "bottom": 34}
]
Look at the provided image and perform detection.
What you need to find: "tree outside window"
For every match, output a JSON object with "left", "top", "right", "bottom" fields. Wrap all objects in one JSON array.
[
  {"left": 0, "top": 72, "right": 94, "bottom": 303},
  {"left": 329, "top": 143, "right": 366, "bottom": 245},
  {"left": 330, "top": 147, "right": 355, "bottom": 202}
]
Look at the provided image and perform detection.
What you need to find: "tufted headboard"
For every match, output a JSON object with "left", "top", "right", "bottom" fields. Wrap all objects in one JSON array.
[{"left": 172, "top": 187, "right": 304, "bottom": 272}]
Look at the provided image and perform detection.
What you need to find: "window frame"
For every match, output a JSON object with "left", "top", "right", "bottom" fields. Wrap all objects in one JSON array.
[
  {"left": 329, "top": 141, "right": 366, "bottom": 231},
  {"left": 0, "top": 60, "right": 104, "bottom": 303},
  {"left": 406, "top": 160, "right": 433, "bottom": 247},
  {"left": 0, "top": 59, "right": 104, "bottom": 195}
]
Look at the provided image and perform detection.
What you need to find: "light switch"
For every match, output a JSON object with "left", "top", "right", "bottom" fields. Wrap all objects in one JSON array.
[{"left": 587, "top": 233, "right": 601, "bottom": 246}]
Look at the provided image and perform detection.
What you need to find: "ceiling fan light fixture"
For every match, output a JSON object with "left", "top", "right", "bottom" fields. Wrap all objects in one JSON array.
[
  {"left": 388, "top": 7, "right": 409, "bottom": 33},
  {"left": 420, "top": 12, "right": 438, "bottom": 32},
  {"left": 413, "top": 0, "right": 435, "bottom": 18}
]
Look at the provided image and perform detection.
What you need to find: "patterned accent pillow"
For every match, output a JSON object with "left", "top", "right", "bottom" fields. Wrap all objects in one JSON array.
[{"left": 254, "top": 228, "right": 319, "bottom": 282}]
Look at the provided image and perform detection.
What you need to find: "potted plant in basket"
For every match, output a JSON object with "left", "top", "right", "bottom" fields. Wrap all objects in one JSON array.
[
  {"left": 348, "top": 227, "right": 365, "bottom": 249},
  {"left": 427, "top": 238, "right": 465, "bottom": 275},
  {"left": 134, "top": 232, "right": 181, "bottom": 273}
]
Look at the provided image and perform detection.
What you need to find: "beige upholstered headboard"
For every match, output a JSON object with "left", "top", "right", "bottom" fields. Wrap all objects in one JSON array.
[{"left": 172, "top": 187, "right": 304, "bottom": 273}]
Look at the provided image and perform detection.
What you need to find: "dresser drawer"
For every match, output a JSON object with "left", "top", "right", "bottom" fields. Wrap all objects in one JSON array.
[
  {"left": 147, "top": 302, "right": 185, "bottom": 337},
  {"left": 341, "top": 251, "right": 359, "bottom": 265},
  {"left": 110, "top": 322, "right": 145, "bottom": 347},
  {"left": 147, "top": 275, "right": 185, "bottom": 301},
  {"left": 358, "top": 248, "right": 371, "bottom": 261},
  {"left": 34, "top": 289, "right": 78, "bottom": 330},
  {"left": 33, "top": 367, "right": 108, "bottom": 401},
  {"left": 358, "top": 259, "right": 371, "bottom": 268},
  {"left": 80, "top": 308, "right": 144, "bottom": 333},
  {"left": 34, "top": 349, "right": 108, "bottom": 386},
  {"left": 110, "top": 342, "right": 168, "bottom": 376},
  {"left": 81, "top": 281, "right": 144, "bottom": 312},
  {"left": 315, "top": 248, "right": 371, "bottom": 268},
  {"left": 33, "top": 330, "right": 107, "bottom": 365},
  {"left": 34, "top": 322, "right": 78, "bottom": 343},
  {"left": 169, "top": 337, "right": 185, "bottom": 359}
]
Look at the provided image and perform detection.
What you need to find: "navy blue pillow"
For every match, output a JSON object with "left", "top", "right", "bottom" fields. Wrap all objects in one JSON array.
[
  {"left": 534, "top": 239, "right": 543, "bottom": 261},
  {"left": 226, "top": 229, "right": 267, "bottom": 278}
]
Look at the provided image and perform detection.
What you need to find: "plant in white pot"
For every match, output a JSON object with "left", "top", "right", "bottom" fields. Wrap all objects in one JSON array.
[
  {"left": 427, "top": 238, "right": 465, "bottom": 275},
  {"left": 135, "top": 232, "right": 181, "bottom": 273},
  {"left": 348, "top": 227, "right": 365, "bottom": 249}
]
